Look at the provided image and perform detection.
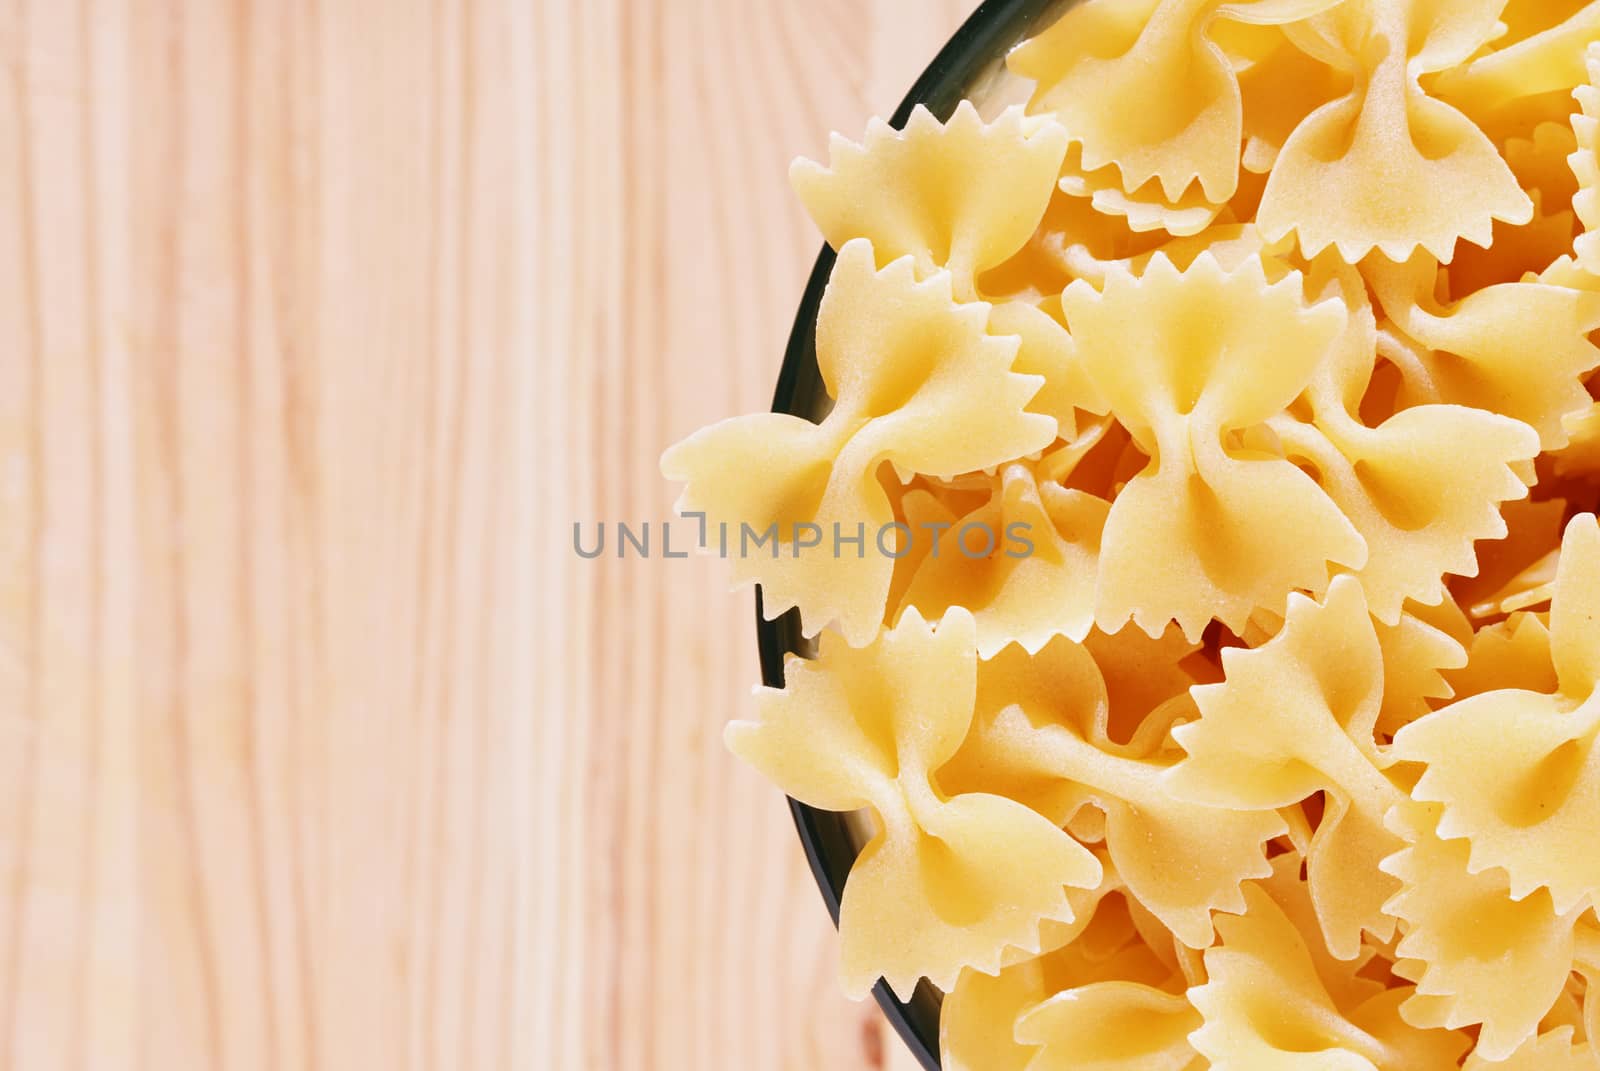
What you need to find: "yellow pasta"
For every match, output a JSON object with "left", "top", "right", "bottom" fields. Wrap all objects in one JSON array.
[
  {"left": 1451, "top": 120, "right": 1581, "bottom": 292},
  {"left": 1435, "top": 2, "right": 1600, "bottom": 117},
  {"left": 1381, "top": 800, "right": 1583, "bottom": 1059},
  {"left": 1007, "top": 0, "right": 1343, "bottom": 204},
  {"left": 790, "top": 103, "right": 1069, "bottom": 300},
  {"left": 1056, "top": 147, "right": 1225, "bottom": 238},
  {"left": 1190, "top": 881, "right": 1471, "bottom": 1068},
  {"left": 1445, "top": 611, "right": 1561, "bottom": 700},
  {"left": 1453, "top": 498, "right": 1570, "bottom": 619},
  {"left": 1365, "top": 253, "right": 1600, "bottom": 448},
  {"left": 943, "top": 636, "right": 1285, "bottom": 949},
  {"left": 658, "top": 0, "right": 1600, "bottom": 1062},
  {"left": 1463, "top": 1028, "right": 1600, "bottom": 1071},
  {"left": 1395, "top": 515, "right": 1600, "bottom": 914},
  {"left": 1371, "top": 601, "right": 1469, "bottom": 739},
  {"left": 1168, "top": 577, "right": 1404, "bottom": 958},
  {"left": 1556, "top": 401, "right": 1600, "bottom": 480},
  {"left": 1016, "top": 981, "right": 1203, "bottom": 1071},
  {"left": 1571, "top": 43, "right": 1600, "bottom": 273},
  {"left": 1257, "top": 0, "right": 1533, "bottom": 262},
  {"left": 896, "top": 447, "right": 1107, "bottom": 657},
  {"left": 1276, "top": 261, "right": 1540, "bottom": 620},
  {"left": 1062, "top": 252, "right": 1363, "bottom": 639},
  {"left": 726, "top": 607, "right": 1101, "bottom": 998},
  {"left": 939, "top": 878, "right": 1167, "bottom": 1071},
  {"left": 661, "top": 240, "right": 1055, "bottom": 646}
]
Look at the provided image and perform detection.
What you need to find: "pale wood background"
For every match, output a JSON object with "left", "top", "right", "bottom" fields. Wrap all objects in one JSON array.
[{"left": 0, "top": 1, "right": 975, "bottom": 1068}]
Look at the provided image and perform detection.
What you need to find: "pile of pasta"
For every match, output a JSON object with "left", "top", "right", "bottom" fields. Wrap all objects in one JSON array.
[{"left": 663, "top": 1, "right": 1600, "bottom": 1067}]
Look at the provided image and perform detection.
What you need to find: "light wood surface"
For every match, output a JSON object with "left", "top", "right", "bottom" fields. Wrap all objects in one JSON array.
[{"left": 0, "top": 1, "right": 974, "bottom": 1068}]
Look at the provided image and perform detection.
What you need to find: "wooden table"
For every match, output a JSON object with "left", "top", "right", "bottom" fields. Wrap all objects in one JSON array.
[{"left": 1, "top": 1, "right": 972, "bottom": 1067}]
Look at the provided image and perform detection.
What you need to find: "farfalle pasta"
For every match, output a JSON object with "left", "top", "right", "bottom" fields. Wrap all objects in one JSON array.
[
  {"left": 661, "top": 0, "right": 1600, "bottom": 1065},
  {"left": 1062, "top": 252, "right": 1365, "bottom": 639},
  {"left": 1007, "top": 0, "right": 1344, "bottom": 205},
  {"left": 791, "top": 103, "right": 1070, "bottom": 300},
  {"left": 1381, "top": 799, "right": 1583, "bottom": 1058},
  {"left": 1190, "top": 880, "right": 1472, "bottom": 1068},
  {"left": 897, "top": 443, "right": 1108, "bottom": 656},
  {"left": 661, "top": 238, "right": 1055, "bottom": 645},
  {"left": 941, "top": 636, "right": 1285, "bottom": 949},
  {"left": 1169, "top": 577, "right": 1407, "bottom": 958},
  {"left": 1396, "top": 515, "right": 1600, "bottom": 914},
  {"left": 1257, "top": 0, "right": 1534, "bottom": 261},
  {"left": 1364, "top": 253, "right": 1600, "bottom": 449},
  {"left": 1266, "top": 258, "right": 1540, "bottom": 619},
  {"left": 726, "top": 607, "right": 1102, "bottom": 998}
]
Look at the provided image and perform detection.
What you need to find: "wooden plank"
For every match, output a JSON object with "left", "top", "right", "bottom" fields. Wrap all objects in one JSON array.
[{"left": 0, "top": 1, "right": 973, "bottom": 1066}]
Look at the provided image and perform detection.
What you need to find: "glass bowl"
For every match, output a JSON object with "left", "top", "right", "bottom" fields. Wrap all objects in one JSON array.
[{"left": 755, "top": 0, "right": 1074, "bottom": 1065}]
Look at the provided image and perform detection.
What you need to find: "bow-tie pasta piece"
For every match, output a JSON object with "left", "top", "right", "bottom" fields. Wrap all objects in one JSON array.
[
  {"left": 1450, "top": 122, "right": 1581, "bottom": 293},
  {"left": 945, "top": 917, "right": 1203, "bottom": 1071},
  {"left": 1014, "top": 982, "right": 1204, "bottom": 1071},
  {"left": 1060, "top": 219, "right": 1300, "bottom": 300},
  {"left": 1508, "top": 120, "right": 1582, "bottom": 214},
  {"left": 1394, "top": 514, "right": 1600, "bottom": 914},
  {"left": 1235, "top": 21, "right": 1353, "bottom": 174},
  {"left": 1167, "top": 577, "right": 1406, "bottom": 958},
  {"left": 791, "top": 104, "right": 1069, "bottom": 300},
  {"left": 977, "top": 189, "right": 1167, "bottom": 303},
  {"left": 1082, "top": 621, "right": 1221, "bottom": 744},
  {"left": 1380, "top": 801, "right": 1584, "bottom": 1061},
  {"left": 1269, "top": 279, "right": 1540, "bottom": 621},
  {"left": 1501, "top": 0, "right": 1600, "bottom": 41},
  {"left": 1254, "top": 852, "right": 1389, "bottom": 1009},
  {"left": 726, "top": 608, "right": 1101, "bottom": 999},
  {"left": 1435, "top": 1, "right": 1600, "bottom": 118},
  {"left": 1464, "top": 1027, "right": 1600, "bottom": 1071},
  {"left": 984, "top": 299, "right": 1104, "bottom": 437},
  {"left": 937, "top": 641, "right": 1130, "bottom": 828},
  {"left": 1367, "top": 254, "right": 1600, "bottom": 450},
  {"left": 881, "top": 484, "right": 960, "bottom": 627},
  {"left": 884, "top": 471, "right": 1058, "bottom": 626},
  {"left": 1060, "top": 251, "right": 1364, "bottom": 640},
  {"left": 1555, "top": 392, "right": 1600, "bottom": 480},
  {"left": 1257, "top": 0, "right": 1532, "bottom": 261},
  {"left": 1008, "top": 0, "right": 1343, "bottom": 205},
  {"left": 1545, "top": 971, "right": 1592, "bottom": 1039},
  {"left": 1540, "top": 250, "right": 1600, "bottom": 290},
  {"left": 1063, "top": 421, "right": 1153, "bottom": 506},
  {"left": 1444, "top": 611, "right": 1561, "bottom": 700},
  {"left": 1451, "top": 194, "right": 1583, "bottom": 296},
  {"left": 941, "top": 960, "right": 1058, "bottom": 1071},
  {"left": 1372, "top": 601, "right": 1470, "bottom": 740},
  {"left": 1555, "top": 401, "right": 1600, "bottom": 482},
  {"left": 1452, "top": 498, "right": 1571, "bottom": 620},
  {"left": 940, "top": 882, "right": 1179, "bottom": 1071},
  {"left": 661, "top": 240, "right": 1055, "bottom": 646},
  {"left": 1499, "top": 115, "right": 1579, "bottom": 186},
  {"left": 898, "top": 445, "right": 1109, "bottom": 658},
  {"left": 1056, "top": 147, "right": 1223, "bottom": 238},
  {"left": 941, "top": 637, "right": 1286, "bottom": 950},
  {"left": 1571, "top": 44, "right": 1600, "bottom": 273},
  {"left": 1477, "top": 552, "right": 1560, "bottom": 616},
  {"left": 995, "top": 853, "right": 1128, "bottom": 974},
  {"left": 1189, "top": 882, "right": 1472, "bottom": 1070}
]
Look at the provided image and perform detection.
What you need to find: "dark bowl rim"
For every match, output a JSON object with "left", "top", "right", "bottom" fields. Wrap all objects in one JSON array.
[{"left": 754, "top": 0, "right": 1065, "bottom": 1066}]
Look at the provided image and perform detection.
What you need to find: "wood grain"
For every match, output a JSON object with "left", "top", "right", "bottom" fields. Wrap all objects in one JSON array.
[{"left": 0, "top": 1, "right": 974, "bottom": 1067}]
